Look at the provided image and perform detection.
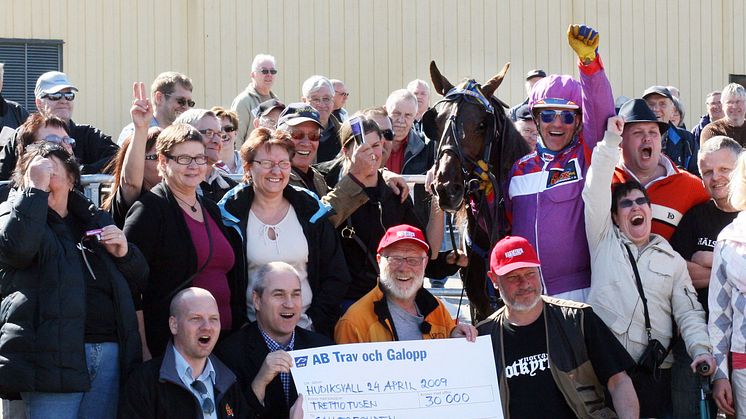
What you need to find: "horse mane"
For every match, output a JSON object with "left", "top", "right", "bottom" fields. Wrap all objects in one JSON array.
[{"left": 488, "top": 96, "right": 530, "bottom": 183}]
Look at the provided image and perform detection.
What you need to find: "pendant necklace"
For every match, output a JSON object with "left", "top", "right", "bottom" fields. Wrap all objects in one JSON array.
[{"left": 174, "top": 193, "right": 198, "bottom": 213}]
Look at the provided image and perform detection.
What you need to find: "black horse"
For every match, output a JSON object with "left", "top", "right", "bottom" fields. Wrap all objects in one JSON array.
[{"left": 423, "top": 61, "right": 530, "bottom": 323}]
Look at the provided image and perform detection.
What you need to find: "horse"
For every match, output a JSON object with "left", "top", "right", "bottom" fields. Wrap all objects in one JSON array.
[{"left": 422, "top": 61, "right": 531, "bottom": 323}]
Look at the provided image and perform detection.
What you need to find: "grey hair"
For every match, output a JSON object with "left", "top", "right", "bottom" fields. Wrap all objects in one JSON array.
[
  {"left": 302, "top": 75, "right": 333, "bottom": 98},
  {"left": 407, "top": 79, "right": 430, "bottom": 93},
  {"left": 699, "top": 136, "right": 743, "bottom": 160},
  {"left": 722, "top": 83, "right": 746, "bottom": 101},
  {"left": 253, "top": 262, "right": 301, "bottom": 296},
  {"left": 706, "top": 91, "right": 721, "bottom": 103},
  {"left": 251, "top": 54, "right": 276, "bottom": 72},
  {"left": 174, "top": 108, "right": 216, "bottom": 127},
  {"left": 385, "top": 89, "right": 417, "bottom": 110}
]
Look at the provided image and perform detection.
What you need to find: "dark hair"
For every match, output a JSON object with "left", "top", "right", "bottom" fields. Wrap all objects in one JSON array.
[
  {"left": 240, "top": 128, "right": 295, "bottom": 182},
  {"left": 338, "top": 115, "right": 383, "bottom": 149},
  {"left": 611, "top": 180, "right": 650, "bottom": 213},
  {"left": 16, "top": 113, "right": 69, "bottom": 155},
  {"left": 12, "top": 142, "right": 80, "bottom": 189},
  {"left": 101, "top": 127, "right": 162, "bottom": 211}
]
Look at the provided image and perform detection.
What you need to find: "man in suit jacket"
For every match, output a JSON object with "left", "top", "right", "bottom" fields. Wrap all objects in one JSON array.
[{"left": 215, "top": 262, "right": 331, "bottom": 419}]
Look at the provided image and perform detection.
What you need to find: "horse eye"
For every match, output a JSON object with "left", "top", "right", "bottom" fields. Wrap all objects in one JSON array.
[{"left": 478, "top": 122, "right": 486, "bottom": 130}]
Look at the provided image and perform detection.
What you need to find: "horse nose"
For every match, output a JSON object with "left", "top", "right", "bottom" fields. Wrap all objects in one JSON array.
[{"left": 443, "top": 180, "right": 464, "bottom": 200}]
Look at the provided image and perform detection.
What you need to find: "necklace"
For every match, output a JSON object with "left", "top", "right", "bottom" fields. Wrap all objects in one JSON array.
[{"left": 173, "top": 193, "right": 198, "bottom": 213}]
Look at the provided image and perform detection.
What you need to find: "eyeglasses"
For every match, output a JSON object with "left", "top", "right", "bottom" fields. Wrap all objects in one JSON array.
[
  {"left": 618, "top": 197, "right": 649, "bottom": 209},
  {"left": 381, "top": 255, "right": 427, "bottom": 267},
  {"left": 190, "top": 380, "right": 216, "bottom": 416},
  {"left": 165, "top": 94, "right": 196, "bottom": 108},
  {"left": 252, "top": 159, "right": 292, "bottom": 170},
  {"left": 43, "top": 92, "right": 76, "bottom": 101},
  {"left": 309, "top": 96, "right": 333, "bottom": 106},
  {"left": 198, "top": 129, "right": 227, "bottom": 140},
  {"left": 335, "top": 91, "right": 350, "bottom": 98},
  {"left": 145, "top": 154, "right": 158, "bottom": 161},
  {"left": 381, "top": 129, "right": 394, "bottom": 141},
  {"left": 42, "top": 134, "right": 76, "bottom": 146},
  {"left": 259, "top": 68, "right": 278, "bottom": 75},
  {"left": 538, "top": 110, "right": 577, "bottom": 124},
  {"left": 289, "top": 129, "right": 321, "bottom": 142},
  {"left": 165, "top": 154, "right": 208, "bottom": 165}
]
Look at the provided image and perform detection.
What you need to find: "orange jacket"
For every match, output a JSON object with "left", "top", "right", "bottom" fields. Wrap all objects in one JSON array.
[{"left": 334, "top": 285, "right": 456, "bottom": 344}]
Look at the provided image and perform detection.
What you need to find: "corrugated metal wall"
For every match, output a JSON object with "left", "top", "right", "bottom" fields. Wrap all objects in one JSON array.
[{"left": 1, "top": 0, "right": 743, "bottom": 136}]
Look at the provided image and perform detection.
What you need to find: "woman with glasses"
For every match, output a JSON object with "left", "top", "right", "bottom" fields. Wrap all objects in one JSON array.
[
  {"left": 102, "top": 82, "right": 162, "bottom": 227},
  {"left": 175, "top": 109, "right": 238, "bottom": 203},
  {"left": 583, "top": 114, "right": 715, "bottom": 417},
  {"left": 0, "top": 143, "right": 146, "bottom": 419},
  {"left": 211, "top": 106, "right": 242, "bottom": 174},
  {"left": 219, "top": 127, "right": 350, "bottom": 338},
  {"left": 123, "top": 124, "right": 242, "bottom": 359}
]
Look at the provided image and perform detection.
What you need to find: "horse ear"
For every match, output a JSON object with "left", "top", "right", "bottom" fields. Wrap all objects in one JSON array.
[
  {"left": 430, "top": 61, "right": 454, "bottom": 97},
  {"left": 481, "top": 62, "right": 511, "bottom": 99}
]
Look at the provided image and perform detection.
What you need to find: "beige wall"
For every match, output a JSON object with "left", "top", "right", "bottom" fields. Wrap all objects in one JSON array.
[{"left": 1, "top": 0, "right": 743, "bottom": 136}]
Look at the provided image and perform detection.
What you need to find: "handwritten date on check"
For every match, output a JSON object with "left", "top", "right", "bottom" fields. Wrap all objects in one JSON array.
[{"left": 289, "top": 335, "right": 503, "bottom": 419}]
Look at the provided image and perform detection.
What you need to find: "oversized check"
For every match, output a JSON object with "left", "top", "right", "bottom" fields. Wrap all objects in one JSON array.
[{"left": 289, "top": 335, "right": 503, "bottom": 419}]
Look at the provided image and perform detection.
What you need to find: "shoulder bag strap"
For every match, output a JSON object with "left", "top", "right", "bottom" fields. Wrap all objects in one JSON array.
[{"left": 623, "top": 243, "right": 653, "bottom": 341}]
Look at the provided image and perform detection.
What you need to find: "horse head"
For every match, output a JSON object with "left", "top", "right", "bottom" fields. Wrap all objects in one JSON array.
[{"left": 424, "top": 61, "right": 513, "bottom": 212}]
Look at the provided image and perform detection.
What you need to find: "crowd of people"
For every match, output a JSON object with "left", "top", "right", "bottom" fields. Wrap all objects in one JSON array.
[{"left": 0, "top": 21, "right": 745, "bottom": 419}]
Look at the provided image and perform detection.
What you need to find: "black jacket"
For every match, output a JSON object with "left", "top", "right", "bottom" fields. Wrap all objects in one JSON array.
[
  {"left": 0, "top": 188, "right": 145, "bottom": 396},
  {"left": 123, "top": 181, "right": 246, "bottom": 357},
  {"left": 218, "top": 183, "right": 351, "bottom": 337},
  {"left": 119, "top": 341, "right": 253, "bottom": 419},
  {"left": 214, "top": 322, "right": 333, "bottom": 418},
  {"left": 0, "top": 94, "right": 29, "bottom": 131},
  {"left": 0, "top": 119, "right": 119, "bottom": 180}
]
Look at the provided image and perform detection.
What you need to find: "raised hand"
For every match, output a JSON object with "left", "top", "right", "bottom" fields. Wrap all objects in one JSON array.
[
  {"left": 130, "top": 82, "right": 153, "bottom": 129},
  {"left": 567, "top": 24, "right": 600, "bottom": 64},
  {"left": 25, "top": 155, "right": 54, "bottom": 192}
]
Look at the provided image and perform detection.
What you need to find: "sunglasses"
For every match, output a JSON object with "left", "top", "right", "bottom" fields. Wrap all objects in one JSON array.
[
  {"left": 42, "top": 134, "right": 76, "bottom": 146},
  {"left": 145, "top": 154, "right": 158, "bottom": 161},
  {"left": 259, "top": 69, "right": 278, "bottom": 75},
  {"left": 289, "top": 129, "right": 321, "bottom": 142},
  {"left": 618, "top": 197, "right": 649, "bottom": 209},
  {"left": 381, "top": 129, "right": 394, "bottom": 141},
  {"left": 190, "top": 380, "right": 216, "bottom": 416},
  {"left": 539, "top": 110, "right": 577, "bottom": 124},
  {"left": 165, "top": 94, "right": 196, "bottom": 108},
  {"left": 43, "top": 92, "right": 76, "bottom": 101},
  {"left": 335, "top": 91, "right": 350, "bottom": 98},
  {"left": 222, "top": 125, "right": 236, "bottom": 133}
]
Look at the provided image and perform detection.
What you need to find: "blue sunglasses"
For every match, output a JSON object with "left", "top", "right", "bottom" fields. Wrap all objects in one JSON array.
[{"left": 539, "top": 110, "right": 578, "bottom": 124}]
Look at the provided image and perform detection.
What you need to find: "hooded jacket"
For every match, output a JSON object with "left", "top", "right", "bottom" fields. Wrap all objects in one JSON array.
[{"left": 218, "top": 183, "right": 350, "bottom": 337}]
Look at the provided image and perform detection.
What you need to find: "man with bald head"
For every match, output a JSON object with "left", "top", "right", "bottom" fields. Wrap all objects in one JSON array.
[{"left": 120, "top": 288, "right": 253, "bottom": 418}]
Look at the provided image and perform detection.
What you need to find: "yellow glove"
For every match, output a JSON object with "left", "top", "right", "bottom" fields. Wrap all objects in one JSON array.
[{"left": 567, "top": 24, "right": 599, "bottom": 64}]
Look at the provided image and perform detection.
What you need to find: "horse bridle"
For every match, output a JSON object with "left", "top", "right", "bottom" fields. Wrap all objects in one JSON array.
[{"left": 431, "top": 79, "right": 503, "bottom": 208}]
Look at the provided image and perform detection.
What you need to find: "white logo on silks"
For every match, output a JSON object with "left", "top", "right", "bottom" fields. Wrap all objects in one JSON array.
[
  {"left": 505, "top": 353, "right": 549, "bottom": 378},
  {"left": 397, "top": 231, "right": 416, "bottom": 238},
  {"left": 504, "top": 248, "right": 524, "bottom": 258}
]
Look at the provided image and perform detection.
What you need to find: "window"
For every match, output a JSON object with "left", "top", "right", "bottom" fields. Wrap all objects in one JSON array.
[
  {"left": 0, "top": 38, "right": 64, "bottom": 112},
  {"left": 730, "top": 74, "right": 746, "bottom": 87}
]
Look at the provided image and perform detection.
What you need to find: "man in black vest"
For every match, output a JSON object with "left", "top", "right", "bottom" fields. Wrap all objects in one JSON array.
[{"left": 477, "top": 236, "right": 638, "bottom": 418}]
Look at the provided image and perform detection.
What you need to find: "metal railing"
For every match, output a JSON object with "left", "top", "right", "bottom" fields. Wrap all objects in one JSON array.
[{"left": 24, "top": 173, "right": 463, "bottom": 300}]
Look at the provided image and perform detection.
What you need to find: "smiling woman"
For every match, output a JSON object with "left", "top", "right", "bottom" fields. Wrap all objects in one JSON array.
[
  {"left": 583, "top": 116, "right": 715, "bottom": 417},
  {"left": 217, "top": 127, "right": 351, "bottom": 338},
  {"left": 123, "top": 123, "right": 242, "bottom": 360}
]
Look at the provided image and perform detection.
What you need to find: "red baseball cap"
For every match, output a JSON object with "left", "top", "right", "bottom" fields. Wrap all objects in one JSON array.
[
  {"left": 377, "top": 224, "right": 430, "bottom": 254},
  {"left": 489, "top": 236, "right": 541, "bottom": 276}
]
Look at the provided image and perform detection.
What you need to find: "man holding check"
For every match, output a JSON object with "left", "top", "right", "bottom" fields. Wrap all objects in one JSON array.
[{"left": 334, "top": 224, "right": 476, "bottom": 343}]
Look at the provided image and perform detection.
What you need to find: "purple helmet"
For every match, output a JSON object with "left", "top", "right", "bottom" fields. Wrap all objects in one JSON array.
[{"left": 528, "top": 75, "right": 582, "bottom": 113}]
